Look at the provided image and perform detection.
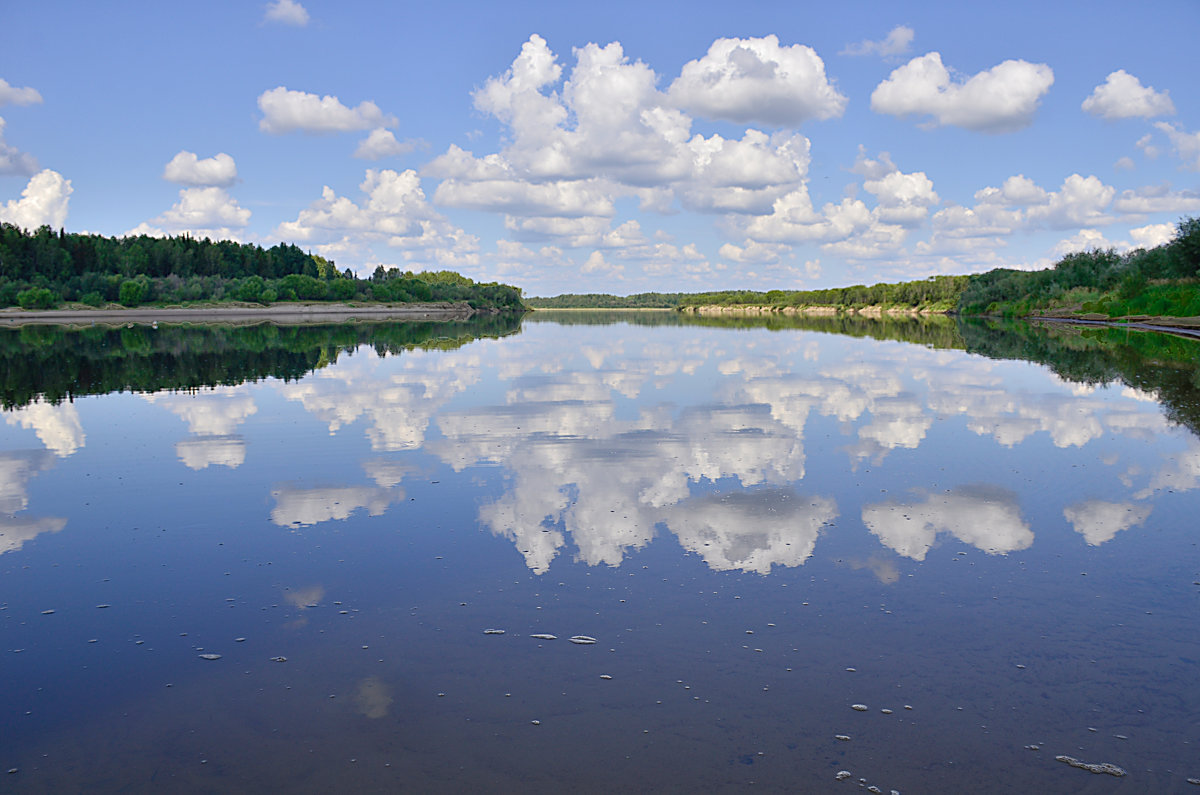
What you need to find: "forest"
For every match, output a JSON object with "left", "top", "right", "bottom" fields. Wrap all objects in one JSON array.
[
  {"left": 525, "top": 292, "right": 685, "bottom": 308},
  {"left": 955, "top": 217, "right": 1200, "bottom": 316},
  {"left": 0, "top": 224, "right": 524, "bottom": 311},
  {"left": 675, "top": 274, "right": 969, "bottom": 312}
]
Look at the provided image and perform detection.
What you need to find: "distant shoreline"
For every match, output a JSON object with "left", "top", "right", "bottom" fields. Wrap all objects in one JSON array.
[{"left": 0, "top": 301, "right": 486, "bottom": 327}]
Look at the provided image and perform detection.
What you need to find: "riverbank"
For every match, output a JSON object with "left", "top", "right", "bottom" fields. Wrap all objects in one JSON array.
[
  {"left": 0, "top": 301, "right": 496, "bottom": 327},
  {"left": 1031, "top": 314, "right": 1200, "bottom": 339},
  {"left": 679, "top": 304, "right": 948, "bottom": 316}
]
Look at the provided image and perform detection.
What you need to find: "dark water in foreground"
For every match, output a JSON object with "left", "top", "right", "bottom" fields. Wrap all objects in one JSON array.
[{"left": 2, "top": 313, "right": 1198, "bottom": 793}]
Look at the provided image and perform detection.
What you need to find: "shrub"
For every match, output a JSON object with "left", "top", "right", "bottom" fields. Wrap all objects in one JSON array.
[{"left": 17, "top": 287, "right": 57, "bottom": 309}]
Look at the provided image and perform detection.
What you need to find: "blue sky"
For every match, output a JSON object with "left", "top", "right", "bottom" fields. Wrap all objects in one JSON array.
[{"left": 2, "top": 1, "right": 1197, "bottom": 295}]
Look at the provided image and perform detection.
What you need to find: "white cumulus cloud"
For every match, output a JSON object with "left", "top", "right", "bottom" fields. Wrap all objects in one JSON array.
[
  {"left": 0, "top": 169, "right": 72, "bottom": 230},
  {"left": 1128, "top": 222, "right": 1177, "bottom": 249},
  {"left": 668, "top": 35, "right": 847, "bottom": 127},
  {"left": 258, "top": 86, "right": 397, "bottom": 134},
  {"left": 128, "top": 187, "right": 250, "bottom": 240},
  {"left": 1154, "top": 122, "right": 1200, "bottom": 171},
  {"left": 1082, "top": 70, "right": 1174, "bottom": 119},
  {"left": 276, "top": 168, "right": 479, "bottom": 268},
  {"left": 263, "top": 0, "right": 309, "bottom": 26},
  {"left": 0, "top": 78, "right": 42, "bottom": 107},
  {"left": 354, "top": 128, "right": 419, "bottom": 160},
  {"left": 840, "top": 25, "right": 915, "bottom": 58},
  {"left": 871, "top": 52, "right": 1054, "bottom": 132},
  {"left": 162, "top": 151, "right": 238, "bottom": 187}
]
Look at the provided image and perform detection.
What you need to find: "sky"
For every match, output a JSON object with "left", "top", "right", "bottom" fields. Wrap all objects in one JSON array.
[{"left": 1, "top": 1, "right": 1198, "bottom": 296}]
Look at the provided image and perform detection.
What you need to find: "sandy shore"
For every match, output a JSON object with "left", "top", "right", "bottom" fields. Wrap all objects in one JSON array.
[{"left": 0, "top": 302, "right": 484, "bottom": 327}]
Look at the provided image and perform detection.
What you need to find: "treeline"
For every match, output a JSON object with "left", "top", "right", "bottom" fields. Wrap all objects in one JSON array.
[
  {"left": 526, "top": 292, "right": 685, "bottom": 308},
  {"left": 0, "top": 315, "right": 522, "bottom": 410},
  {"left": 958, "top": 217, "right": 1200, "bottom": 316},
  {"left": 676, "top": 275, "right": 969, "bottom": 312},
  {"left": 0, "top": 224, "right": 524, "bottom": 311}
]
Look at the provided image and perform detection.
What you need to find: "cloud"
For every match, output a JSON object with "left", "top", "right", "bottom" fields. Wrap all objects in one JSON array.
[
  {"left": 0, "top": 78, "right": 42, "bottom": 106},
  {"left": 580, "top": 250, "right": 623, "bottom": 277},
  {"left": 0, "top": 117, "right": 38, "bottom": 176},
  {"left": 128, "top": 186, "right": 250, "bottom": 239},
  {"left": 1082, "top": 70, "right": 1174, "bottom": 119},
  {"left": 3, "top": 400, "right": 84, "bottom": 457},
  {"left": 354, "top": 128, "right": 419, "bottom": 160},
  {"left": 0, "top": 450, "right": 56, "bottom": 513},
  {"left": 277, "top": 168, "right": 479, "bottom": 267},
  {"left": 263, "top": 0, "right": 309, "bottom": 26},
  {"left": 0, "top": 169, "right": 72, "bottom": 231},
  {"left": 841, "top": 25, "right": 915, "bottom": 58},
  {"left": 1128, "top": 222, "right": 1176, "bottom": 249},
  {"left": 863, "top": 169, "right": 939, "bottom": 227},
  {"left": 1154, "top": 122, "right": 1200, "bottom": 171},
  {"left": 668, "top": 35, "right": 847, "bottom": 126},
  {"left": 863, "top": 486, "right": 1033, "bottom": 560},
  {"left": 430, "top": 35, "right": 816, "bottom": 270},
  {"left": 162, "top": 151, "right": 238, "bottom": 187},
  {"left": 871, "top": 52, "right": 1054, "bottom": 132},
  {"left": 271, "top": 484, "right": 397, "bottom": 526},
  {"left": 1050, "top": 229, "right": 1116, "bottom": 257},
  {"left": 974, "top": 174, "right": 1049, "bottom": 206},
  {"left": 1112, "top": 184, "right": 1200, "bottom": 214},
  {"left": 257, "top": 86, "right": 396, "bottom": 134},
  {"left": 1025, "top": 174, "right": 1115, "bottom": 228},
  {"left": 665, "top": 489, "right": 837, "bottom": 574},
  {"left": 1063, "top": 500, "right": 1151, "bottom": 546},
  {"left": 0, "top": 516, "right": 66, "bottom": 556}
]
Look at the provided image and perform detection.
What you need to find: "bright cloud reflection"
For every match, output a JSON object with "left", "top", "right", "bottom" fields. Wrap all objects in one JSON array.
[
  {"left": 144, "top": 388, "right": 257, "bottom": 469},
  {"left": 3, "top": 400, "right": 85, "bottom": 457},
  {"left": 862, "top": 486, "right": 1034, "bottom": 560},
  {"left": 1063, "top": 499, "right": 1152, "bottom": 546}
]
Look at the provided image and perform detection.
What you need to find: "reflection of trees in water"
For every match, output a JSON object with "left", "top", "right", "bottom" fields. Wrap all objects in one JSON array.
[
  {"left": 959, "top": 319, "right": 1200, "bottom": 439},
  {"left": 0, "top": 315, "right": 521, "bottom": 409},
  {"left": 526, "top": 309, "right": 965, "bottom": 347}
]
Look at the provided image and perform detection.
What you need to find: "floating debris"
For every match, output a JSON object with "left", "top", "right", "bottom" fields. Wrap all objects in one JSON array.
[
  {"left": 270, "top": 656, "right": 287, "bottom": 663},
  {"left": 880, "top": 708, "right": 893, "bottom": 715},
  {"left": 1186, "top": 777, "right": 1200, "bottom": 785},
  {"left": 851, "top": 704, "right": 869, "bottom": 712},
  {"left": 40, "top": 610, "right": 55, "bottom": 615},
  {"left": 1055, "top": 755, "right": 1126, "bottom": 777},
  {"left": 569, "top": 635, "right": 597, "bottom": 645},
  {"left": 198, "top": 653, "right": 222, "bottom": 661},
  {"left": 531, "top": 720, "right": 541, "bottom": 725},
  {"left": 835, "top": 735, "right": 851, "bottom": 742},
  {"left": 235, "top": 637, "right": 246, "bottom": 643},
  {"left": 530, "top": 634, "right": 557, "bottom": 640},
  {"left": 483, "top": 629, "right": 506, "bottom": 635},
  {"left": 96, "top": 604, "right": 111, "bottom": 609},
  {"left": 599, "top": 674, "right": 613, "bottom": 680},
  {"left": 867, "top": 787, "right": 882, "bottom": 794}
]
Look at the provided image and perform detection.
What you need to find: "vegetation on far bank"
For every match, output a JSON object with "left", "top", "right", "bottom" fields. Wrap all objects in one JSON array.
[
  {"left": 529, "top": 217, "right": 1200, "bottom": 323},
  {"left": 525, "top": 292, "right": 684, "bottom": 309},
  {"left": 0, "top": 224, "right": 524, "bottom": 312},
  {"left": 957, "top": 217, "right": 1200, "bottom": 318}
]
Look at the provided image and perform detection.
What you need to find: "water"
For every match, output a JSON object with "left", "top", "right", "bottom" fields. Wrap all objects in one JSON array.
[{"left": 2, "top": 314, "right": 1198, "bottom": 792}]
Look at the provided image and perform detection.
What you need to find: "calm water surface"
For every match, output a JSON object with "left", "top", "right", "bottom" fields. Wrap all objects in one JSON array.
[{"left": 2, "top": 314, "right": 1199, "bottom": 793}]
